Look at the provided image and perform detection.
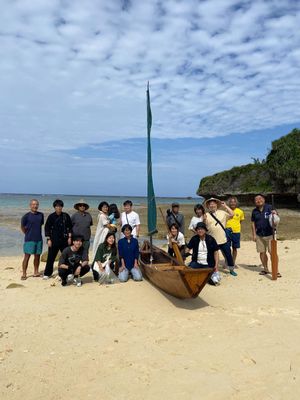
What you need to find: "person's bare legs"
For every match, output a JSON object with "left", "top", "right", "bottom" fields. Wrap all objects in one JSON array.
[
  {"left": 22, "top": 254, "right": 30, "bottom": 279},
  {"left": 33, "top": 254, "right": 41, "bottom": 276},
  {"left": 260, "top": 252, "right": 269, "bottom": 272},
  {"left": 232, "top": 248, "right": 238, "bottom": 265}
]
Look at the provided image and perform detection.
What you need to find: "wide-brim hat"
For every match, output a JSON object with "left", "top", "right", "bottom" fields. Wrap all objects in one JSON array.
[
  {"left": 204, "top": 197, "right": 222, "bottom": 209},
  {"left": 74, "top": 199, "right": 89, "bottom": 210}
]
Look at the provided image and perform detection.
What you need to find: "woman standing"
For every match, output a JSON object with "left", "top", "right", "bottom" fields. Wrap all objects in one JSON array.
[
  {"left": 188, "top": 204, "right": 206, "bottom": 233},
  {"left": 92, "top": 202, "right": 113, "bottom": 259}
]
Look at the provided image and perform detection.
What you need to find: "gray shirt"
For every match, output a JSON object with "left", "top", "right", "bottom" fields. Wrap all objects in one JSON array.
[
  {"left": 166, "top": 212, "right": 185, "bottom": 234},
  {"left": 71, "top": 212, "right": 93, "bottom": 241}
]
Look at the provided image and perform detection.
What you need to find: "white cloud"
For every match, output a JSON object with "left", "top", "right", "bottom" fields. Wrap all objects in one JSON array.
[{"left": 0, "top": 0, "right": 299, "bottom": 194}]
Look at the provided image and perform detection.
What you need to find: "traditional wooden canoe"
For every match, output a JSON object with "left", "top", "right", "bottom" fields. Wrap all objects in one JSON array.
[{"left": 139, "top": 241, "right": 213, "bottom": 299}]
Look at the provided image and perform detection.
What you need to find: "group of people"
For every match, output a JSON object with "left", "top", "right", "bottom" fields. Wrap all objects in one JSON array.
[
  {"left": 20, "top": 193, "right": 280, "bottom": 287},
  {"left": 165, "top": 194, "right": 280, "bottom": 284},
  {"left": 21, "top": 199, "right": 142, "bottom": 286}
]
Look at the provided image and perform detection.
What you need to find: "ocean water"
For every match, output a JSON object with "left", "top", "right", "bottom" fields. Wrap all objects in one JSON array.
[{"left": 0, "top": 193, "right": 202, "bottom": 256}]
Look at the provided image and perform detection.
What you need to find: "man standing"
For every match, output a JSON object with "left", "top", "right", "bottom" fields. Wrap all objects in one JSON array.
[
  {"left": 251, "top": 194, "right": 281, "bottom": 277},
  {"left": 43, "top": 199, "right": 72, "bottom": 279},
  {"left": 204, "top": 198, "right": 237, "bottom": 277},
  {"left": 71, "top": 199, "right": 93, "bottom": 252},
  {"left": 58, "top": 235, "right": 90, "bottom": 287},
  {"left": 120, "top": 200, "right": 140, "bottom": 239},
  {"left": 166, "top": 202, "right": 185, "bottom": 234},
  {"left": 21, "top": 199, "right": 44, "bottom": 280},
  {"left": 226, "top": 196, "right": 244, "bottom": 265}
]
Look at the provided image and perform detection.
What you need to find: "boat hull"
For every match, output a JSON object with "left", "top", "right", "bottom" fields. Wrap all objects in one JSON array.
[{"left": 139, "top": 241, "right": 212, "bottom": 299}]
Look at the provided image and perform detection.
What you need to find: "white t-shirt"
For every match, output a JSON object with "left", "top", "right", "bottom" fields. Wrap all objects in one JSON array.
[
  {"left": 197, "top": 239, "right": 208, "bottom": 265},
  {"left": 121, "top": 211, "right": 140, "bottom": 238},
  {"left": 188, "top": 216, "right": 204, "bottom": 231},
  {"left": 167, "top": 231, "right": 185, "bottom": 247}
]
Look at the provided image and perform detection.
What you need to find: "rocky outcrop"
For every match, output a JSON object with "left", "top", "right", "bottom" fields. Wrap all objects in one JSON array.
[{"left": 197, "top": 129, "right": 300, "bottom": 208}]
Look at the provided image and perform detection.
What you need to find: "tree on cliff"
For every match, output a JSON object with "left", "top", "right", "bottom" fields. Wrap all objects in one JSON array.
[
  {"left": 197, "top": 128, "right": 300, "bottom": 196},
  {"left": 266, "top": 129, "right": 300, "bottom": 192}
]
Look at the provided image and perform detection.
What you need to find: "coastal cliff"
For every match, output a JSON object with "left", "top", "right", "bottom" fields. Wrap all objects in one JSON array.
[{"left": 197, "top": 128, "right": 300, "bottom": 206}]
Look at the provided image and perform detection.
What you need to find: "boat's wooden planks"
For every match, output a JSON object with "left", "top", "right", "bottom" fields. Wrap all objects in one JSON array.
[
  {"left": 140, "top": 263, "right": 191, "bottom": 298},
  {"left": 180, "top": 269, "right": 212, "bottom": 297},
  {"left": 139, "top": 241, "right": 213, "bottom": 299}
]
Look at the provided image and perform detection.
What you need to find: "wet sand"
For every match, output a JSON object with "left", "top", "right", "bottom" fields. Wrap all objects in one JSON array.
[{"left": 1, "top": 240, "right": 300, "bottom": 399}]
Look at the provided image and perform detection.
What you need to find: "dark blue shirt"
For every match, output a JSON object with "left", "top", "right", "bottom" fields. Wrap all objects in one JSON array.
[
  {"left": 251, "top": 204, "right": 273, "bottom": 237},
  {"left": 21, "top": 212, "right": 44, "bottom": 242},
  {"left": 118, "top": 237, "right": 139, "bottom": 270}
]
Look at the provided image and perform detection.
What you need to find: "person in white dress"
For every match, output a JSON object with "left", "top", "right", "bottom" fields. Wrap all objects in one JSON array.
[
  {"left": 92, "top": 201, "right": 114, "bottom": 260},
  {"left": 120, "top": 200, "right": 140, "bottom": 239},
  {"left": 188, "top": 204, "right": 205, "bottom": 233}
]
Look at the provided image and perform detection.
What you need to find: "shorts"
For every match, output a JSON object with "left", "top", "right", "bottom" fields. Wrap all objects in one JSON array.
[
  {"left": 23, "top": 241, "right": 43, "bottom": 255},
  {"left": 226, "top": 229, "right": 241, "bottom": 249},
  {"left": 256, "top": 235, "right": 272, "bottom": 253}
]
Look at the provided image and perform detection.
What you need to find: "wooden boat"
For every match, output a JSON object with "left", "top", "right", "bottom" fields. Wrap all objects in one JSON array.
[{"left": 139, "top": 241, "right": 213, "bottom": 299}]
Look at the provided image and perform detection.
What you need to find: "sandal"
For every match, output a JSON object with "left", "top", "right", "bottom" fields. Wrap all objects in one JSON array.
[
  {"left": 259, "top": 270, "right": 270, "bottom": 275},
  {"left": 277, "top": 272, "right": 282, "bottom": 278},
  {"left": 21, "top": 275, "right": 27, "bottom": 280}
]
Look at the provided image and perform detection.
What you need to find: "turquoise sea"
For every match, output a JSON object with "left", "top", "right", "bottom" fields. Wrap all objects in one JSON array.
[{"left": 0, "top": 193, "right": 202, "bottom": 256}]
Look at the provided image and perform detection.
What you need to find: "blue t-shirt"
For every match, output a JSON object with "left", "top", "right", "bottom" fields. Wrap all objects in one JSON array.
[
  {"left": 118, "top": 237, "right": 139, "bottom": 270},
  {"left": 21, "top": 212, "right": 44, "bottom": 242},
  {"left": 251, "top": 204, "right": 273, "bottom": 237}
]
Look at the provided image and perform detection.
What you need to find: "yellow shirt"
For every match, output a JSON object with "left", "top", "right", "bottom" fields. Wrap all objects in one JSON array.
[
  {"left": 206, "top": 210, "right": 230, "bottom": 245},
  {"left": 226, "top": 207, "right": 244, "bottom": 233}
]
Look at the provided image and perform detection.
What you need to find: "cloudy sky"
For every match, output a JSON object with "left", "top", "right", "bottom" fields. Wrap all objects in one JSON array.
[{"left": 1, "top": 0, "right": 300, "bottom": 197}]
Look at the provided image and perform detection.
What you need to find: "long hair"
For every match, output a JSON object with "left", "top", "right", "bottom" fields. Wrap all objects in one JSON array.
[
  {"left": 104, "top": 232, "right": 116, "bottom": 249},
  {"left": 109, "top": 203, "right": 120, "bottom": 219}
]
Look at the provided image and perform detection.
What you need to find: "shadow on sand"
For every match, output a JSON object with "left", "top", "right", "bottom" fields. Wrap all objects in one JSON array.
[
  {"left": 145, "top": 280, "right": 210, "bottom": 310},
  {"left": 238, "top": 263, "right": 261, "bottom": 273}
]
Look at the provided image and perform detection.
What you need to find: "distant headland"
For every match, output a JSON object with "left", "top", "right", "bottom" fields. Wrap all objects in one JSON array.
[{"left": 197, "top": 128, "right": 300, "bottom": 207}]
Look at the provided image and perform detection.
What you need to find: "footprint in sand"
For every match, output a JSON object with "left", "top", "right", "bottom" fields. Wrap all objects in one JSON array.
[{"left": 6, "top": 283, "right": 25, "bottom": 289}]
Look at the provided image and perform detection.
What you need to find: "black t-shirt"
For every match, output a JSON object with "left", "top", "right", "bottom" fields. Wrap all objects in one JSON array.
[{"left": 59, "top": 246, "right": 88, "bottom": 269}]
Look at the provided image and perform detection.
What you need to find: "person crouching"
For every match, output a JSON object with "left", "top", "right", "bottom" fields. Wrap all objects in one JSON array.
[
  {"left": 58, "top": 235, "right": 90, "bottom": 287},
  {"left": 186, "top": 222, "right": 220, "bottom": 285},
  {"left": 167, "top": 223, "right": 185, "bottom": 259},
  {"left": 92, "top": 232, "right": 118, "bottom": 282}
]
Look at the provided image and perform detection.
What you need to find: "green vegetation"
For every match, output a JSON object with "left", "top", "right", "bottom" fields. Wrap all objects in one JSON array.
[
  {"left": 197, "top": 128, "right": 300, "bottom": 196},
  {"left": 266, "top": 128, "right": 300, "bottom": 192}
]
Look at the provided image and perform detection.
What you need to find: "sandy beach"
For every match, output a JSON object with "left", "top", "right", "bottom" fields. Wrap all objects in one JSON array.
[{"left": 1, "top": 239, "right": 300, "bottom": 400}]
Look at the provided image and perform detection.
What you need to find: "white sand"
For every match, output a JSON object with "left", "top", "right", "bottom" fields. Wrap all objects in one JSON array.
[{"left": 1, "top": 240, "right": 300, "bottom": 399}]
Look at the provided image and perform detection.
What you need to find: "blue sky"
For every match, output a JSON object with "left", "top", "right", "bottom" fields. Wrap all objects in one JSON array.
[{"left": 0, "top": 0, "right": 300, "bottom": 196}]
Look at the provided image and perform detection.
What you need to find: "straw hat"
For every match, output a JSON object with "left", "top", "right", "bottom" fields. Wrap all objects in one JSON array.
[
  {"left": 203, "top": 197, "right": 222, "bottom": 209},
  {"left": 74, "top": 199, "right": 90, "bottom": 210}
]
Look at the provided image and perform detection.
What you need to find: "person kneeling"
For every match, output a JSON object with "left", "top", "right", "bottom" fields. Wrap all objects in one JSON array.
[
  {"left": 58, "top": 235, "right": 90, "bottom": 287},
  {"left": 186, "top": 222, "right": 220, "bottom": 285},
  {"left": 92, "top": 232, "right": 118, "bottom": 282},
  {"left": 118, "top": 224, "right": 142, "bottom": 282},
  {"left": 167, "top": 223, "right": 186, "bottom": 259}
]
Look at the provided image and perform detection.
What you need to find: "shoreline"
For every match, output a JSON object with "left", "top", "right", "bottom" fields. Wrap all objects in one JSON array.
[{"left": 1, "top": 205, "right": 300, "bottom": 257}]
